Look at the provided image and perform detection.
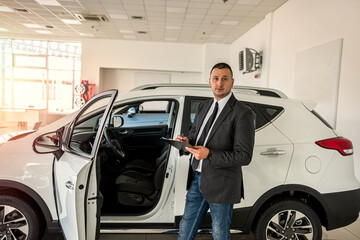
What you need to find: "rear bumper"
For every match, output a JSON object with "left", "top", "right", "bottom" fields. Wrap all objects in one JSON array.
[{"left": 322, "top": 188, "right": 360, "bottom": 230}]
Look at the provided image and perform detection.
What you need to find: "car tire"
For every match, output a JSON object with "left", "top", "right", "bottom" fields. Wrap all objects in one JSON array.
[
  {"left": 0, "top": 193, "right": 42, "bottom": 240},
  {"left": 254, "top": 199, "right": 322, "bottom": 240}
]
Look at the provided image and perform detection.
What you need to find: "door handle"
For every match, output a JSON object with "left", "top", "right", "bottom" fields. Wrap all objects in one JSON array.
[{"left": 260, "top": 150, "right": 286, "bottom": 156}]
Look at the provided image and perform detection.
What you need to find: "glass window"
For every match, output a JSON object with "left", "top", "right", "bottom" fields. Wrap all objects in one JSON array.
[
  {"left": 255, "top": 104, "right": 284, "bottom": 123},
  {"left": 183, "top": 97, "right": 283, "bottom": 132},
  {"left": 0, "top": 39, "right": 81, "bottom": 113},
  {"left": 181, "top": 97, "right": 209, "bottom": 136},
  {"left": 70, "top": 96, "right": 112, "bottom": 155},
  {"left": 242, "top": 102, "right": 284, "bottom": 129},
  {"left": 114, "top": 100, "right": 171, "bottom": 128},
  {"left": 190, "top": 99, "right": 203, "bottom": 123},
  {"left": 14, "top": 55, "right": 46, "bottom": 67}
]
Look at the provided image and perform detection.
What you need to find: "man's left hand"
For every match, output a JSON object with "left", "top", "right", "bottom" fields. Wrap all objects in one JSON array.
[{"left": 185, "top": 146, "right": 209, "bottom": 160}]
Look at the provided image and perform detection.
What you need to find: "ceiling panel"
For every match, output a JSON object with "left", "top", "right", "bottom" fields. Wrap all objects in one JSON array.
[{"left": 0, "top": 0, "right": 288, "bottom": 43}]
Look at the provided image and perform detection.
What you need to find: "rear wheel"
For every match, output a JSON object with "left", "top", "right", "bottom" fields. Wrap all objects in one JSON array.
[
  {"left": 255, "top": 199, "right": 322, "bottom": 240},
  {"left": 0, "top": 193, "right": 42, "bottom": 240}
]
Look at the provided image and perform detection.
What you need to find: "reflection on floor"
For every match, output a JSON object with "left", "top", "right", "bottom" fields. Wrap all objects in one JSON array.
[
  {"left": 99, "top": 216, "right": 360, "bottom": 240},
  {"left": 323, "top": 216, "right": 360, "bottom": 240}
]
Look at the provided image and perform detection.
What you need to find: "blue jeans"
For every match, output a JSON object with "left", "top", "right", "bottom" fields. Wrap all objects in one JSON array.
[{"left": 177, "top": 174, "right": 234, "bottom": 240}]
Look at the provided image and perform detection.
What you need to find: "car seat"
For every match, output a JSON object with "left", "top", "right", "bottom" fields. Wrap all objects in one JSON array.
[
  {"left": 115, "top": 148, "right": 168, "bottom": 207},
  {"left": 124, "top": 145, "right": 169, "bottom": 172}
]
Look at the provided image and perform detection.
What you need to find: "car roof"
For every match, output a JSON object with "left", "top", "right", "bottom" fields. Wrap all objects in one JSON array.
[
  {"left": 116, "top": 85, "right": 293, "bottom": 108},
  {"left": 131, "top": 83, "right": 288, "bottom": 99}
]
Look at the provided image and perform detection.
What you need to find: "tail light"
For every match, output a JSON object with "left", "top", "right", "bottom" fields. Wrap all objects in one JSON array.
[{"left": 315, "top": 137, "right": 354, "bottom": 156}]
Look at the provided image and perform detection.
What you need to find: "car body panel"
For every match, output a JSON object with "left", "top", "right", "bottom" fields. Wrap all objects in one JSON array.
[
  {"left": 240, "top": 122, "right": 294, "bottom": 208},
  {"left": 54, "top": 90, "right": 117, "bottom": 239}
]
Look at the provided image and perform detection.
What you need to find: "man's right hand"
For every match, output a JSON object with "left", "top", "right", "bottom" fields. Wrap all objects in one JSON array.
[{"left": 176, "top": 134, "right": 189, "bottom": 143}]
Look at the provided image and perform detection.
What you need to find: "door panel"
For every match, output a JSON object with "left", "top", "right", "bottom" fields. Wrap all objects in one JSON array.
[
  {"left": 240, "top": 123, "right": 293, "bottom": 208},
  {"left": 54, "top": 90, "right": 117, "bottom": 240}
]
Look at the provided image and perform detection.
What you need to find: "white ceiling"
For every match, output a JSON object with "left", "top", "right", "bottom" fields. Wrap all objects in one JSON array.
[{"left": 0, "top": 0, "right": 288, "bottom": 44}]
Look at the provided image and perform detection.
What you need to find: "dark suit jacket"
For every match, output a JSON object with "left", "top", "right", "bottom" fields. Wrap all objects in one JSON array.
[{"left": 188, "top": 94, "right": 255, "bottom": 204}]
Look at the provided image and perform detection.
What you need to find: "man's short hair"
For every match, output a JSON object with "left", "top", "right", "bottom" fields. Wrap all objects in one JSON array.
[{"left": 210, "top": 62, "right": 233, "bottom": 78}]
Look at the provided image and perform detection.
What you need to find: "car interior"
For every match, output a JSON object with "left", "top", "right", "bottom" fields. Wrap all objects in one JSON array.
[{"left": 69, "top": 99, "right": 179, "bottom": 215}]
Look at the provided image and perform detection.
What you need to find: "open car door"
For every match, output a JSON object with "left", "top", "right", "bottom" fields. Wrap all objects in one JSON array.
[{"left": 54, "top": 90, "right": 117, "bottom": 240}]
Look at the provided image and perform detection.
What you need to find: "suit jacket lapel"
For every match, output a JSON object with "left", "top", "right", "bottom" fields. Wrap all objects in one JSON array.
[
  {"left": 206, "top": 94, "right": 236, "bottom": 144},
  {"left": 194, "top": 99, "right": 213, "bottom": 142}
]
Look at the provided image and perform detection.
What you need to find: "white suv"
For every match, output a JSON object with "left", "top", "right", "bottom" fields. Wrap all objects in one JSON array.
[{"left": 0, "top": 84, "right": 359, "bottom": 240}]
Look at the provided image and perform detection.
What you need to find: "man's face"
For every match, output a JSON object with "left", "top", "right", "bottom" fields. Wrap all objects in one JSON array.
[{"left": 209, "top": 68, "right": 234, "bottom": 100}]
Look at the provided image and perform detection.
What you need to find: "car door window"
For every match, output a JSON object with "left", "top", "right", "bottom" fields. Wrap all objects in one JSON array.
[
  {"left": 69, "top": 97, "right": 113, "bottom": 155},
  {"left": 116, "top": 100, "right": 170, "bottom": 128},
  {"left": 182, "top": 97, "right": 284, "bottom": 133},
  {"left": 181, "top": 97, "right": 210, "bottom": 135}
]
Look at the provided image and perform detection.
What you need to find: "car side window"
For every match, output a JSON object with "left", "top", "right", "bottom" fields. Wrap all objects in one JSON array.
[
  {"left": 190, "top": 100, "right": 203, "bottom": 123},
  {"left": 115, "top": 100, "right": 171, "bottom": 128},
  {"left": 182, "top": 97, "right": 284, "bottom": 133},
  {"left": 255, "top": 104, "right": 284, "bottom": 122},
  {"left": 241, "top": 102, "right": 284, "bottom": 130},
  {"left": 181, "top": 97, "right": 210, "bottom": 135}
]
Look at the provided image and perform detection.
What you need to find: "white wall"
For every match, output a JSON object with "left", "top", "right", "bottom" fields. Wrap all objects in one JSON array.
[
  {"left": 203, "top": 43, "right": 230, "bottom": 82},
  {"left": 81, "top": 39, "right": 206, "bottom": 92},
  {"left": 99, "top": 68, "right": 203, "bottom": 93},
  {"left": 81, "top": 40, "right": 231, "bottom": 92},
  {"left": 230, "top": 13, "right": 273, "bottom": 87},
  {"left": 229, "top": 0, "right": 360, "bottom": 177}
]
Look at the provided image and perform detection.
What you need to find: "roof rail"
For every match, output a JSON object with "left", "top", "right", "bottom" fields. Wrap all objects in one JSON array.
[{"left": 131, "top": 84, "right": 287, "bottom": 98}]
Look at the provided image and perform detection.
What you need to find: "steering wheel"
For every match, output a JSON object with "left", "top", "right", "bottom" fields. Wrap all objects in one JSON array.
[{"left": 103, "top": 128, "right": 126, "bottom": 160}]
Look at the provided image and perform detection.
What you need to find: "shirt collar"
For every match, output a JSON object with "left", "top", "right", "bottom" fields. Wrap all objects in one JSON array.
[{"left": 214, "top": 92, "right": 232, "bottom": 111}]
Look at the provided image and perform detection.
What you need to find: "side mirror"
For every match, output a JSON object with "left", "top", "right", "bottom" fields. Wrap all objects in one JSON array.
[
  {"left": 127, "top": 107, "right": 136, "bottom": 118},
  {"left": 113, "top": 116, "right": 124, "bottom": 128},
  {"left": 33, "top": 131, "right": 62, "bottom": 154}
]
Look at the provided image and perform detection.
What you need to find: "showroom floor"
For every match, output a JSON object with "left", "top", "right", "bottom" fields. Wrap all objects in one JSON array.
[{"left": 99, "top": 216, "right": 360, "bottom": 240}]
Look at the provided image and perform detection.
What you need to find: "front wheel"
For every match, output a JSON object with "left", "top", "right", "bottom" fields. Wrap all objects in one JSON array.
[
  {"left": 254, "top": 199, "right": 322, "bottom": 240},
  {"left": 0, "top": 193, "right": 42, "bottom": 240}
]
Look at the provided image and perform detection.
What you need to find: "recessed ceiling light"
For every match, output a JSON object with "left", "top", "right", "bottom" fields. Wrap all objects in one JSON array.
[
  {"left": 0, "top": 28, "right": 8, "bottom": 32},
  {"left": 0, "top": 6, "right": 14, "bottom": 12},
  {"left": 79, "top": 33, "right": 94, "bottom": 37},
  {"left": 109, "top": 14, "right": 128, "bottom": 20},
  {"left": 119, "top": 30, "right": 134, "bottom": 34},
  {"left": 35, "top": 0, "right": 61, "bottom": 6},
  {"left": 23, "top": 23, "right": 42, "bottom": 29},
  {"left": 0, "top": 6, "right": 15, "bottom": 12},
  {"left": 61, "top": 19, "right": 82, "bottom": 25},
  {"left": 237, "top": 0, "right": 261, "bottom": 5},
  {"left": 137, "top": 31, "right": 147, "bottom": 34},
  {"left": 35, "top": 30, "right": 53, "bottom": 34},
  {"left": 166, "top": 26, "right": 181, "bottom": 30},
  {"left": 220, "top": 20, "right": 239, "bottom": 26},
  {"left": 166, "top": 7, "right": 186, "bottom": 13},
  {"left": 45, "top": 25, "right": 54, "bottom": 29}
]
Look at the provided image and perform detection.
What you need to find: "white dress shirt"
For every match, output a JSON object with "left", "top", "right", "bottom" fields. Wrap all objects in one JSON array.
[{"left": 194, "top": 93, "right": 232, "bottom": 172}]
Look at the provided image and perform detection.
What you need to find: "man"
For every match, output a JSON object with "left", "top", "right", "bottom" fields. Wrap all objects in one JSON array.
[{"left": 176, "top": 62, "right": 255, "bottom": 240}]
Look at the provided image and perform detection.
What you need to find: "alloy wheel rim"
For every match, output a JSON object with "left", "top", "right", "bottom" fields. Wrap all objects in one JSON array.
[
  {"left": 266, "top": 210, "right": 313, "bottom": 240},
  {"left": 0, "top": 205, "right": 28, "bottom": 240}
]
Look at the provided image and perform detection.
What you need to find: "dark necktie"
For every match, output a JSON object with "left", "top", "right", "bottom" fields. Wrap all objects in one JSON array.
[{"left": 192, "top": 102, "right": 218, "bottom": 172}]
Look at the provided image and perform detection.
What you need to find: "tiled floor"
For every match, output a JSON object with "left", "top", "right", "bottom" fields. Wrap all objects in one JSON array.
[
  {"left": 99, "top": 217, "right": 360, "bottom": 240},
  {"left": 322, "top": 217, "right": 360, "bottom": 240}
]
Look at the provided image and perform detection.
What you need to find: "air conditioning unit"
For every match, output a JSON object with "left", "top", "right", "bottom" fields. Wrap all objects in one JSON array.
[
  {"left": 74, "top": 13, "right": 108, "bottom": 22},
  {"left": 239, "top": 48, "right": 263, "bottom": 74}
]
